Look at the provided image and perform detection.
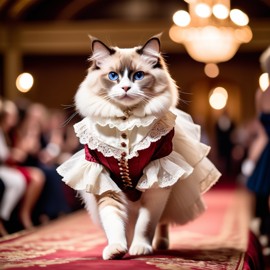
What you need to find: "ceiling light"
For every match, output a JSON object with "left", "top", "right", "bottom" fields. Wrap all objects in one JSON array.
[
  {"left": 169, "top": 0, "right": 252, "bottom": 64},
  {"left": 213, "top": 4, "right": 229, "bottom": 19},
  {"left": 173, "top": 10, "right": 191, "bottom": 27}
]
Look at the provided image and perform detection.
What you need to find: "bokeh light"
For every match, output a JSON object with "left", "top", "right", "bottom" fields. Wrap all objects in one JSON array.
[
  {"left": 195, "top": 3, "right": 211, "bottom": 18},
  {"left": 204, "top": 63, "right": 219, "bottom": 78},
  {"left": 209, "top": 87, "right": 228, "bottom": 110},
  {"left": 173, "top": 10, "right": 191, "bottom": 27},
  {"left": 230, "top": 9, "right": 249, "bottom": 26},
  {"left": 259, "top": 72, "right": 269, "bottom": 91},
  {"left": 16, "top": 72, "right": 34, "bottom": 93},
  {"left": 213, "top": 4, "right": 229, "bottom": 19}
]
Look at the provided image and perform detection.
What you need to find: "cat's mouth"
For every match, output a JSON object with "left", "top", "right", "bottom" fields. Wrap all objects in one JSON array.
[
  {"left": 116, "top": 93, "right": 140, "bottom": 106},
  {"left": 119, "top": 93, "right": 136, "bottom": 101},
  {"left": 121, "top": 94, "right": 132, "bottom": 99}
]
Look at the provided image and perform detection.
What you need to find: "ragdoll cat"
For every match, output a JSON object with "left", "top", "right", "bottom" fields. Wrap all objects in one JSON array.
[{"left": 57, "top": 35, "right": 220, "bottom": 260}]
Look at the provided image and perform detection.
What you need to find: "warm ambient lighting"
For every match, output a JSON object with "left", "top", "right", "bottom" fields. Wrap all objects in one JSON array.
[
  {"left": 16, "top": 72, "right": 34, "bottom": 93},
  {"left": 209, "top": 87, "right": 228, "bottom": 110},
  {"left": 195, "top": 3, "right": 211, "bottom": 18},
  {"left": 230, "top": 9, "right": 249, "bottom": 26},
  {"left": 173, "top": 10, "right": 191, "bottom": 26},
  {"left": 213, "top": 4, "right": 229, "bottom": 19},
  {"left": 204, "top": 63, "right": 219, "bottom": 78},
  {"left": 169, "top": 0, "right": 252, "bottom": 64},
  {"left": 259, "top": 73, "right": 269, "bottom": 91}
]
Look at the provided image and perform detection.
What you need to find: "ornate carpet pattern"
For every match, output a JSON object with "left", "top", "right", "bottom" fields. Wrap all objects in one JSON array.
[{"left": 0, "top": 184, "right": 263, "bottom": 270}]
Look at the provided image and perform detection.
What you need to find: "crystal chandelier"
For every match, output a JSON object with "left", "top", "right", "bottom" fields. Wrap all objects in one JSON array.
[{"left": 169, "top": 0, "right": 253, "bottom": 64}]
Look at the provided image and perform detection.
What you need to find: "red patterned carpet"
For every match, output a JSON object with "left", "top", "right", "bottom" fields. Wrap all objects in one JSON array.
[{"left": 0, "top": 182, "right": 264, "bottom": 270}]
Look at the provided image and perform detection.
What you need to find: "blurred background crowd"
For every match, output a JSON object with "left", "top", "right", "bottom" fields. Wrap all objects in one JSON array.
[{"left": 0, "top": 97, "right": 83, "bottom": 236}]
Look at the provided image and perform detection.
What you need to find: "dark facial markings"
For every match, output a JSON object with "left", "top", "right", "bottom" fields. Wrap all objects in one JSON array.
[
  {"left": 91, "top": 45, "right": 116, "bottom": 70},
  {"left": 135, "top": 48, "right": 162, "bottom": 69}
]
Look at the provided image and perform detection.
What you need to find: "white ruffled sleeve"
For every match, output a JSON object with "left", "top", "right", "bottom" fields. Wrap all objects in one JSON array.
[
  {"left": 136, "top": 151, "right": 193, "bottom": 190},
  {"left": 56, "top": 149, "right": 121, "bottom": 195}
]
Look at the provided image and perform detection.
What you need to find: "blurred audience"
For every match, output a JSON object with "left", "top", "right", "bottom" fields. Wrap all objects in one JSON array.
[
  {"left": 0, "top": 98, "right": 27, "bottom": 235},
  {"left": 241, "top": 90, "right": 268, "bottom": 180},
  {"left": 0, "top": 97, "right": 81, "bottom": 236},
  {"left": 0, "top": 98, "right": 45, "bottom": 230},
  {"left": 214, "top": 111, "right": 236, "bottom": 175},
  {"left": 244, "top": 46, "right": 270, "bottom": 250}
]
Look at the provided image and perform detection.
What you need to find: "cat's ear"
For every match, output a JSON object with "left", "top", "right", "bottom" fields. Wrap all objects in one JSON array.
[
  {"left": 89, "top": 36, "right": 115, "bottom": 67},
  {"left": 139, "top": 35, "right": 161, "bottom": 66}
]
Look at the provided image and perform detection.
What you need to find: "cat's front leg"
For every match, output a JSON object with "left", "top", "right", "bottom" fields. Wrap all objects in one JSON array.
[
  {"left": 97, "top": 192, "right": 128, "bottom": 260},
  {"left": 129, "top": 188, "right": 171, "bottom": 256}
]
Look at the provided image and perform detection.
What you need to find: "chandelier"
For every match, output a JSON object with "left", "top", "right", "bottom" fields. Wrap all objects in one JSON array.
[{"left": 169, "top": 0, "right": 252, "bottom": 64}]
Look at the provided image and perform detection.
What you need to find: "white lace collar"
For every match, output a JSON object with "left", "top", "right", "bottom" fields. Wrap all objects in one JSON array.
[
  {"left": 92, "top": 114, "right": 158, "bottom": 131},
  {"left": 74, "top": 111, "right": 176, "bottom": 160}
]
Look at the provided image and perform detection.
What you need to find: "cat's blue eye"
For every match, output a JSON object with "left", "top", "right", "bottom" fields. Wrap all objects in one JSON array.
[
  {"left": 108, "top": 72, "right": 119, "bottom": 81},
  {"left": 134, "top": 71, "right": 144, "bottom": 81}
]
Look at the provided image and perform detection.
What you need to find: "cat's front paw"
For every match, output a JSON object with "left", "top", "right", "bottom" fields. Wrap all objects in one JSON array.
[
  {"left": 102, "top": 243, "right": 127, "bottom": 260},
  {"left": 129, "top": 243, "right": 153, "bottom": 256}
]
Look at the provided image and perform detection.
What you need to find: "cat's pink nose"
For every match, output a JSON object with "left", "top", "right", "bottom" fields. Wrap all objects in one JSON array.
[{"left": 122, "top": 86, "right": 131, "bottom": 92}]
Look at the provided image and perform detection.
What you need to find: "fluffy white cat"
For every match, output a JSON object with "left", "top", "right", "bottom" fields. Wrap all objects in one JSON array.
[{"left": 57, "top": 35, "right": 220, "bottom": 260}]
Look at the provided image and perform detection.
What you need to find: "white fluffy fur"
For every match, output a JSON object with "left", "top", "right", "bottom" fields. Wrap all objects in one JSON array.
[
  {"left": 75, "top": 39, "right": 179, "bottom": 119},
  {"left": 80, "top": 186, "right": 171, "bottom": 260}
]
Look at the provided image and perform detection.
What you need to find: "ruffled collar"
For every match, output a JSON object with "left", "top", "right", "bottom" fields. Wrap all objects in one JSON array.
[
  {"left": 89, "top": 105, "right": 174, "bottom": 131},
  {"left": 91, "top": 114, "right": 158, "bottom": 131},
  {"left": 74, "top": 111, "right": 176, "bottom": 160}
]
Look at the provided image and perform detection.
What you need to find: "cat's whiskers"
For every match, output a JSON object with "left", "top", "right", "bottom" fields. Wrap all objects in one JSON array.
[
  {"left": 60, "top": 104, "right": 79, "bottom": 127},
  {"left": 62, "top": 111, "right": 79, "bottom": 127},
  {"left": 62, "top": 103, "right": 76, "bottom": 109},
  {"left": 178, "top": 90, "right": 192, "bottom": 106}
]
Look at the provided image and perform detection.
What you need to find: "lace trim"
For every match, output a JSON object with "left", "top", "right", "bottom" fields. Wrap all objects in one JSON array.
[
  {"left": 93, "top": 115, "right": 158, "bottom": 131},
  {"left": 137, "top": 169, "right": 182, "bottom": 190},
  {"left": 74, "top": 113, "right": 175, "bottom": 160}
]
